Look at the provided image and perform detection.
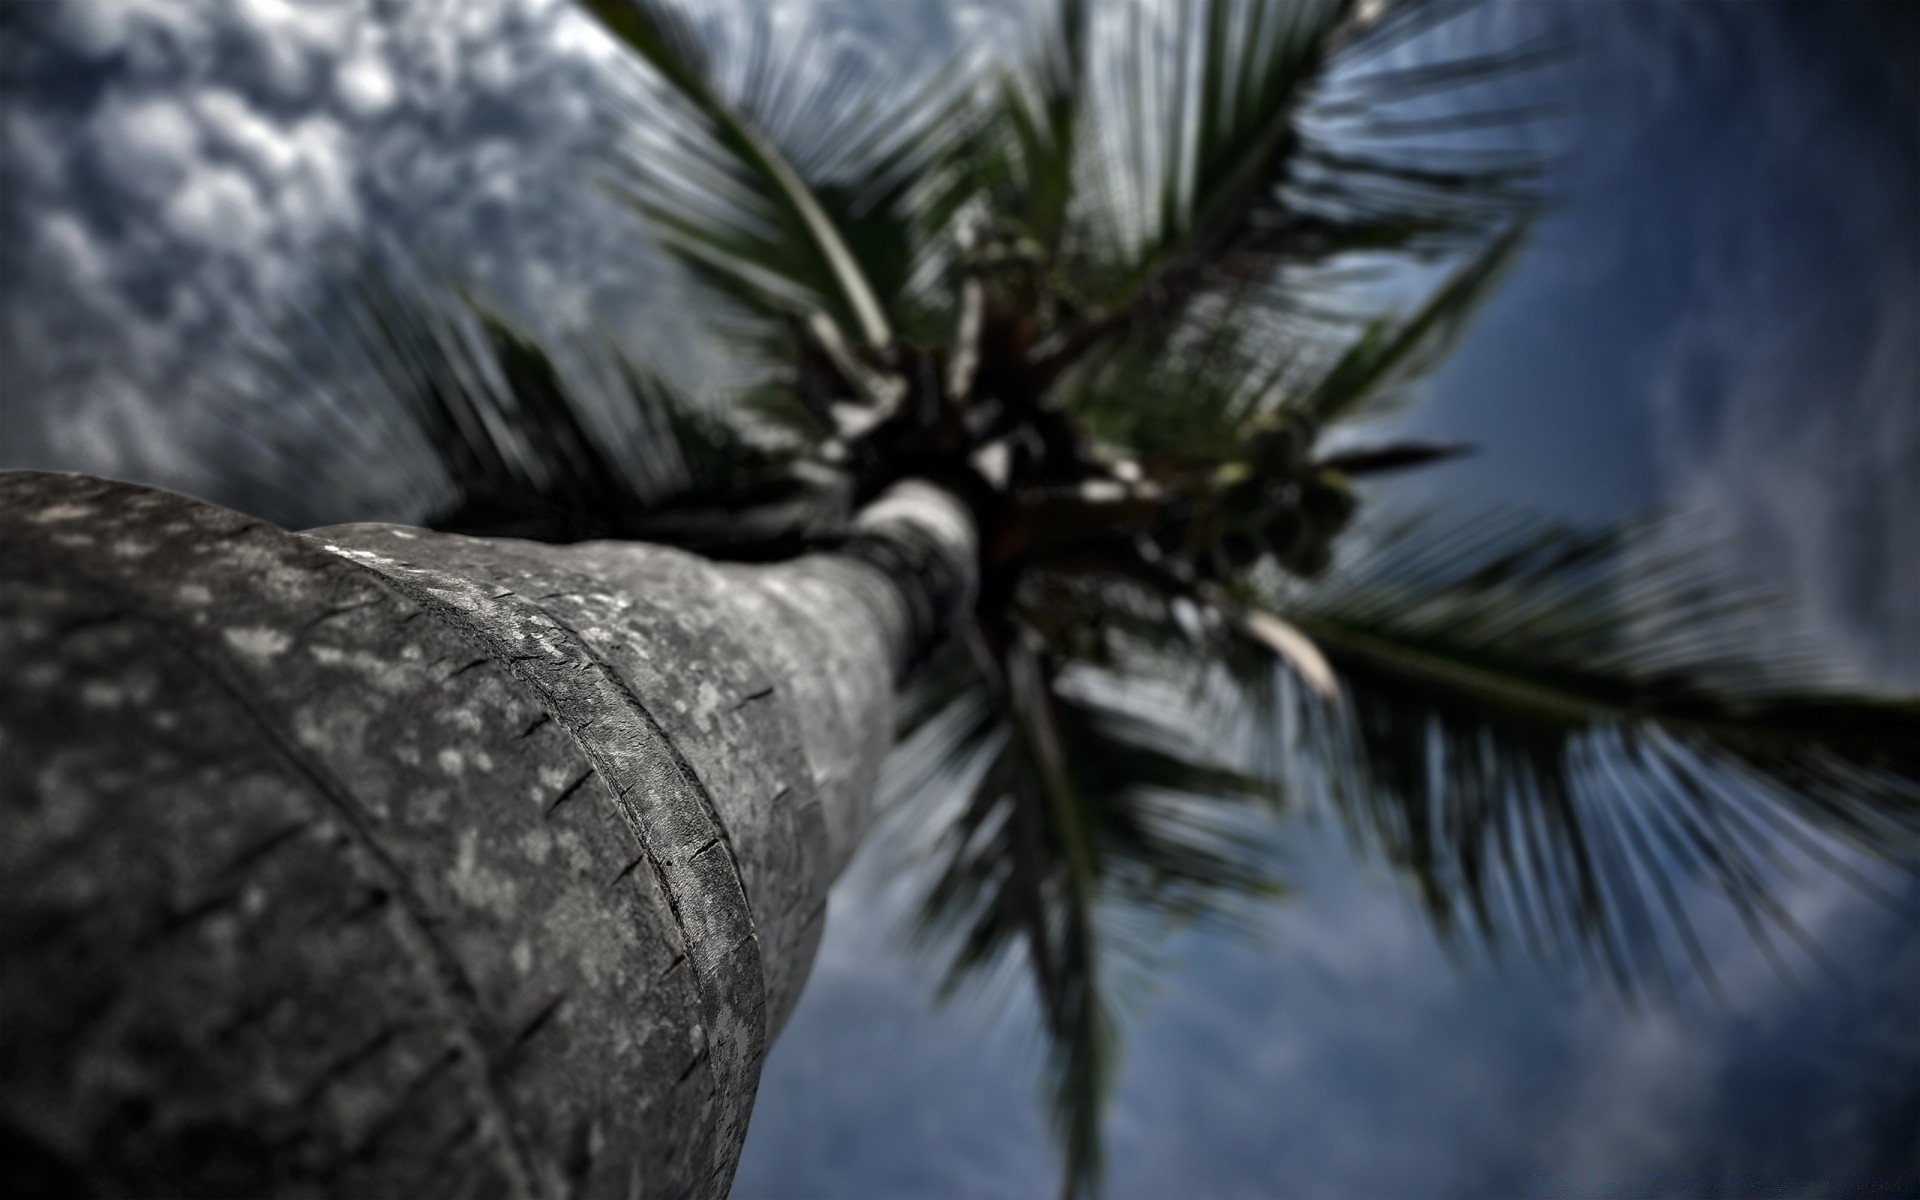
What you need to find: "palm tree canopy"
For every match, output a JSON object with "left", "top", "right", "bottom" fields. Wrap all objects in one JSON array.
[{"left": 234, "top": 2, "right": 1920, "bottom": 1195}]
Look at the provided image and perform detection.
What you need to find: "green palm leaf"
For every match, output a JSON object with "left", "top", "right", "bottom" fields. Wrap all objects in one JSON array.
[
  {"left": 1257, "top": 506, "right": 1920, "bottom": 999},
  {"left": 1034, "top": 0, "right": 1547, "bottom": 370},
  {"left": 891, "top": 599, "right": 1288, "bottom": 1198},
  {"left": 586, "top": 0, "right": 996, "bottom": 354},
  {"left": 989, "top": 0, "right": 1091, "bottom": 259},
  {"left": 223, "top": 256, "right": 836, "bottom": 551},
  {"left": 584, "top": 0, "right": 895, "bottom": 346},
  {"left": 1297, "top": 217, "right": 1529, "bottom": 423}
]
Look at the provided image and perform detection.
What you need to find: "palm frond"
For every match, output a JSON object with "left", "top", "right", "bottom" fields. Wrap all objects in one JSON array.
[
  {"left": 1252, "top": 505, "right": 1920, "bottom": 999},
  {"left": 1101, "top": 0, "right": 1352, "bottom": 290},
  {"left": 1057, "top": 308, "right": 1284, "bottom": 463},
  {"left": 1296, "top": 218, "right": 1528, "bottom": 423},
  {"left": 992, "top": 0, "right": 1092, "bottom": 259},
  {"left": 1044, "top": 0, "right": 1547, "bottom": 359},
  {"left": 890, "top": 609, "right": 1287, "bottom": 1199},
  {"left": 221, "top": 256, "right": 841, "bottom": 551},
  {"left": 587, "top": 0, "right": 988, "bottom": 350}
]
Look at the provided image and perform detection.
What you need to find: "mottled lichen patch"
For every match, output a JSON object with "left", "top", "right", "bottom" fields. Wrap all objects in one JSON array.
[
  {"left": 28, "top": 501, "right": 93, "bottom": 522},
  {"left": 223, "top": 626, "right": 293, "bottom": 660}
]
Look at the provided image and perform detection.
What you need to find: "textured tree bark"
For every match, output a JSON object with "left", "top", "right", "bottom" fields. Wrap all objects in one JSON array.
[{"left": 0, "top": 470, "right": 975, "bottom": 1199}]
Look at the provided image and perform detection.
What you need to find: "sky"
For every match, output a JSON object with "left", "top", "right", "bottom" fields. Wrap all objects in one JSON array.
[
  {"left": 2, "top": 1, "right": 1917, "bottom": 1196},
  {"left": 0, "top": 0, "right": 1014, "bottom": 511},
  {"left": 740, "top": 812, "right": 1920, "bottom": 1198},
  {"left": 1403, "top": 0, "right": 1920, "bottom": 688}
]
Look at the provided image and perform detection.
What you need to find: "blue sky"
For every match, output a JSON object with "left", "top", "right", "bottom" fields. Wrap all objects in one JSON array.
[
  {"left": 1403, "top": 1, "right": 1920, "bottom": 687},
  {"left": 3, "top": 2, "right": 1916, "bottom": 1196},
  {"left": 740, "top": 814, "right": 1919, "bottom": 1197}
]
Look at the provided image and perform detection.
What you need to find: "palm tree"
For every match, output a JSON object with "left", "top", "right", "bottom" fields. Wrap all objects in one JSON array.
[
  {"left": 355, "top": 1, "right": 1917, "bottom": 1191},
  {"left": 3, "top": 1, "right": 1916, "bottom": 1197}
]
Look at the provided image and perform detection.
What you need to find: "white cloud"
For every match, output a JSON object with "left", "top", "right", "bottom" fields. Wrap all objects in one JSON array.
[
  {"left": 34, "top": 213, "right": 110, "bottom": 287},
  {"left": 46, "top": 376, "right": 202, "bottom": 487},
  {"left": 195, "top": 87, "right": 301, "bottom": 182},
  {"left": 6, "top": 106, "right": 69, "bottom": 197},
  {"left": 90, "top": 94, "right": 200, "bottom": 201},
  {"left": 1633, "top": 14, "right": 1920, "bottom": 687},
  {"left": 335, "top": 47, "right": 399, "bottom": 118},
  {"left": 276, "top": 115, "right": 359, "bottom": 231},
  {"left": 163, "top": 163, "right": 268, "bottom": 252},
  {"left": 116, "top": 1, "right": 223, "bottom": 82},
  {"left": 46, "top": 1, "right": 138, "bottom": 60},
  {"left": 225, "top": 0, "right": 346, "bottom": 100}
]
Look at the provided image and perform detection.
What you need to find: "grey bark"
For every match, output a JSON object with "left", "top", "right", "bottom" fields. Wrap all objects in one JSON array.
[{"left": 0, "top": 470, "right": 976, "bottom": 1198}]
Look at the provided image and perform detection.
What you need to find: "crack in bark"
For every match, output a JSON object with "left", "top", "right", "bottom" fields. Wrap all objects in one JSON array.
[
  {"left": 297, "top": 1023, "right": 402, "bottom": 1106},
  {"left": 343, "top": 1046, "right": 461, "bottom": 1165},
  {"left": 545, "top": 770, "right": 593, "bottom": 819},
  {"left": 211, "top": 988, "right": 292, "bottom": 1046},
  {"left": 802, "top": 897, "right": 829, "bottom": 931},
  {"left": 607, "top": 855, "right": 646, "bottom": 891},
  {"left": 323, "top": 886, "right": 391, "bottom": 930},
  {"left": 494, "top": 994, "right": 567, "bottom": 1072},
  {"left": 730, "top": 685, "right": 775, "bottom": 711},
  {"left": 302, "top": 598, "right": 379, "bottom": 631},
  {"left": 154, "top": 885, "right": 244, "bottom": 941},
  {"left": 674, "top": 1050, "right": 709, "bottom": 1086},
  {"left": 418, "top": 1115, "right": 483, "bottom": 1183},
  {"left": 219, "top": 820, "right": 313, "bottom": 879},
  {"left": 642, "top": 858, "right": 696, "bottom": 977},
  {"left": 51, "top": 609, "right": 130, "bottom": 639}
]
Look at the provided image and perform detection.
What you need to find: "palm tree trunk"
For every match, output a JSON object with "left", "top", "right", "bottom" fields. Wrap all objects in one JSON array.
[{"left": 0, "top": 469, "right": 976, "bottom": 1199}]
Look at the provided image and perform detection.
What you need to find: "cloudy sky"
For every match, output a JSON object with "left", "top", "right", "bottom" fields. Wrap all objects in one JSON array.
[
  {"left": 0, "top": 0, "right": 1012, "bottom": 512},
  {"left": 5, "top": 0, "right": 632, "bottom": 499},
  {"left": 3, "top": 1, "right": 1916, "bottom": 1196}
]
